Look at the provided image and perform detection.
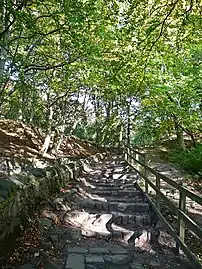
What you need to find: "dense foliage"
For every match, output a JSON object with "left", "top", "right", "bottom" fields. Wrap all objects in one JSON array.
[
  {"left": 0, "top": 0, "right": 201, "bottom": 154},
  {"left": 168, "top": 144, "right": 202, "bottom": 176}
]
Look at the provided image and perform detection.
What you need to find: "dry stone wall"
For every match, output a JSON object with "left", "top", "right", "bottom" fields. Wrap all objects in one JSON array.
[{"left": 0, "top": 153, "right": 107, "bottom": 252}]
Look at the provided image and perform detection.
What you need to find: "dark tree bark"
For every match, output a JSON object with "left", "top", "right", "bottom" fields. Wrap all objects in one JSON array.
[
  {"left": 126, "top": 98, "right": 132, "bottom": 145},
  {"left": 174, "top": 121, "right": 186, "bottom": 150}
]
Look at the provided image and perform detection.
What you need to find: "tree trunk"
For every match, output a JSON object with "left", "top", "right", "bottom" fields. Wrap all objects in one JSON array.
[
  {"left": 103, "top": 101, "right": 112, "bottom": 145},
  {"left": 40, "top": 106, "right": 54, "bottom": 155},
  {"left": 93, "top": 96, "right": 100, "bottom": 144},
  {"left": 188, "top": 132, "right": 196, "bottom": 148},
  {"left": 69, "top": 119, "right": 80, "bottom": 135},
  {"left": 175, "top": 122, "right": 186, "bottom": 150},
  {"left": 119, "top": 124, "right": 123, "bottom": 146},
  {"left": 55, "top": 133, "right": 64, "bottom": 153},
  {"left": 0, "top": 1, "right": 7, "bottom": 79},
  {"left": 0, "top": 0, "right": 10, "bottom": 90},
  {"left": 126, "top": 98, "right": 132, "bottom": 145}
]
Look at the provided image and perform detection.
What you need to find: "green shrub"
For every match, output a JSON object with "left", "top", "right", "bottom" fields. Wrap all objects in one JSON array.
[{"left": 168, "top": 144, "right": 202, "bottom": 177}]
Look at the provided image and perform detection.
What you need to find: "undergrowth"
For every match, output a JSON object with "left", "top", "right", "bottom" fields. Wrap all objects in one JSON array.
[{"left": 168, "top": 144, "right": 202, "bottom": 178}]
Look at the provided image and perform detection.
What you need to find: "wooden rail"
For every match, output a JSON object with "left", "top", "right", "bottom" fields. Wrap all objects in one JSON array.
[{"left": 123, "top": 144, "right": 202, "bottom": 269}]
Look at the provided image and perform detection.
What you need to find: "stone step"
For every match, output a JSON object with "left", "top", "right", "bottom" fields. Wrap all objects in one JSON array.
[
  {"left": 87, "top": 173, "right": 137, "bottom": 182},
  {"left": 65, "top": 214, "right": 148, "bottom": 241},
  {"left": 91, "top": 189, "right": 141, "bottom": 197},
  {"left": 107, "top": 196, "right": 146, "bottom": 203},
  {"left": 112, "top": 212, "right": 150, "bottom": 227},
  {"left": 87, "top": 182, "right": 136, "bottom": 188},
  {"left": 66, "top": 247, "right": 131, "bottom": 269},
  {"left": 67, "top": 246, "right": 129, "bottom": 255},
  {"left": 66, "top": 247, "right": 161, "bottom": 269},
  {"left": 63, "top": 211, "right": 150, "bottom": 238},
  {"left": 78, "top": 200, "right": 150, "bottom": 213}
]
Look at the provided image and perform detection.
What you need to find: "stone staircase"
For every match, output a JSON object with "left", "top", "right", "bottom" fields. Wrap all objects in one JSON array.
[
  {"left": 2, "top": 156, "right": 192, "bottom": 269},
  {"left": 62, "top": 157, "right": 179, "bottom": 269}
]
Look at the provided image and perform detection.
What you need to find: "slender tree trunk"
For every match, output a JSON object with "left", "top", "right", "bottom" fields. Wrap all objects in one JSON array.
[
  {"left": 29, "top": 86, "right": 36, "bottom": 123},
  {"left": 93, "top": 95, "right": 100, "bottom": 144},
  {"left": 0, "top": 1, "right": 7, "bottom": 80},
  {"left": 104, "top": 101, "right": 112, "bottom": 145},
  {"left": 69, "top": 119, "right": 80, "bottom": 135},
  {"left": 126, "top": 98, "right": 132, "bottom": 145},
  {"left": 54, "top": 126, "right": 65, "bottom": 153},
  {"left": 175, "top": 122, "right": 186, "bottom": 150},
  {"left": 55, "top": 134, "right": 64, "bottom": 152},
  {"left": 119, "top": 124, "right": 123, "bottom": 146},
  {"left": 40, "top": 106, "right": 54, "bottom": 155},
  {"left": 19, "top": 87, "right": 26, "bottom": 121},
  {"left": 188, "top": 132, "right": 196, "bottom": 148}
]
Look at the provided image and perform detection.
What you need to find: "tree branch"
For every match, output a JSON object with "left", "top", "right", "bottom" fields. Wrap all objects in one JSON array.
[
  {"left": 50, "top": 90, "right": 71, "bottom": 107},
  {"left": 24, "top": 55, "right": 80, "bottom": 73},
  {"left": 0, "top": 1, "right": 29, "bottom": 38},
  {"left": 24, "top": 63, "right": 65, "bottom": 73},
  {"left": 149, "top": 0, "right": 180, "bottom": 52},
  {"left": 0, "top": 18, "right": 16, "bottom": 39}
]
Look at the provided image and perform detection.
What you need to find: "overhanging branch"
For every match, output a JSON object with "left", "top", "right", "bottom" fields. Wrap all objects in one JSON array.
[{"left": 24, "top": 63, "right": 65, "bottom": 73}]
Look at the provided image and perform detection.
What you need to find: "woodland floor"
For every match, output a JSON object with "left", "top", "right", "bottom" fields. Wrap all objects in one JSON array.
[
  {"left": 0, "top": 119, "right": 98, "bottom": 160},
  {"left": 0, "top": 119, "right": 99, "bottom": 178}
]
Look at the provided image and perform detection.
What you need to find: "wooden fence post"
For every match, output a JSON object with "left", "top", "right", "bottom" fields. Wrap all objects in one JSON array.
[
  {"left": 136, "top": 153, "right": 140, "bottom": 172},
  {"left": 176, "top": 188, "right": 186, "bottom": 253},
  {"left": 127, "top": 147, "right": 130, "bottom": 163},
  {"left": 124, "top": 145, "right": 127, "bottom": 161},
  {"left": 144, "top": 154, "right": 148, "bottom": 194},
  {"left": 130, "top": 149, "right": 134, "bottom": 166},
  {"left": 134, "top": 153, "right": 136, "bottom": 169},
  {"left": 156, "top": 175, "right": 161, "bottom": 211}
]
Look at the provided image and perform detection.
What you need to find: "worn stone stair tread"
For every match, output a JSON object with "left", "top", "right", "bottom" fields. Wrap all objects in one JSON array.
[
  {"left": 88, "top": 191, "right": 142, "bottom": 198},
  {"left": 87, "top": 182, "right": 136, "bottom": 188},
  {"left": 90, "top": 186, "right": 139, "bottom": 192},
  {"left": 86, "top": 176, "right": 136, "bottom": 184},
  {"left": 65, "top": 254, "right": 85, "bottom": 269},
  {"left": 66, "top": 247, "right": 131, "bottom": 269},
  {"left": 64, "top": 210, "right": 150, "bottom": 227},
  {"left": 112, "top": 212, "right": 151, "bottom": 226},
  {"left": 91, "top": 189, "right": 142, "bottom": 197},
  {"left": 107, "top": 197, "right": 145, "bottom": 203},
  {"left": 78, "top": 200, "right": 150, "bottom": 213},
  {"left": 80, "top": 229, "right": 133, "bottom": 241},
  {"left": 67, "top": 246, "right": 129, "bottom": 254},
  {"left": 76, "top": 195, "right": 144, "bottom": 204}
]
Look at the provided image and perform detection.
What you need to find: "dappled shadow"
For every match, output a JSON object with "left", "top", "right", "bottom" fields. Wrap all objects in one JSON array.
[
  {"left": 0, "top": 119, "right": 100, "bottom": 161},
  {"left": 0, "top": 119, "right": 102, "bottom": 178},
  {"left": 56, "top": 136, "right": 100, "bottom": 157},
  {"left": 42, "top": 159, "right": 186, "bottom": 268},
  {"left": 1, "top": 157, "right": 195, "bottom": 269}
]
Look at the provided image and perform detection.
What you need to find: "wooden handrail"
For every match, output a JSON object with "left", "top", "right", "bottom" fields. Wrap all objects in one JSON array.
[
  {"left": 122, "top": 143, "right": 146, "bottom": 157},
  {"left": 123, "top": 144, "right": 202, "bottom": 269},
  {"left": 145, "top": 192, "right": 202, "bottom": 269},
  {"left": 129, "top": 160, "right": 202, "bottom": 239},
  {"left": 125, "top": 149, "right": 202, "bottom": 205}
]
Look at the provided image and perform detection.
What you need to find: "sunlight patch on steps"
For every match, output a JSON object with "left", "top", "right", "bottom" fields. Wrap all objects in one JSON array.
[
  {"left": 62, "top": 210, "right": 153, "bottom": 249},
  {"left": 75, "top": 188, "right": 107, "bottom": 202},
  {"left": 79, "top": 178, "right": 96, "bottom": 188},
  {"left": 63, "top": 211, "right": 112, "bottom": 237},
  {"left": 82, "top": 163, "right": 93, "bottom": 172}
]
